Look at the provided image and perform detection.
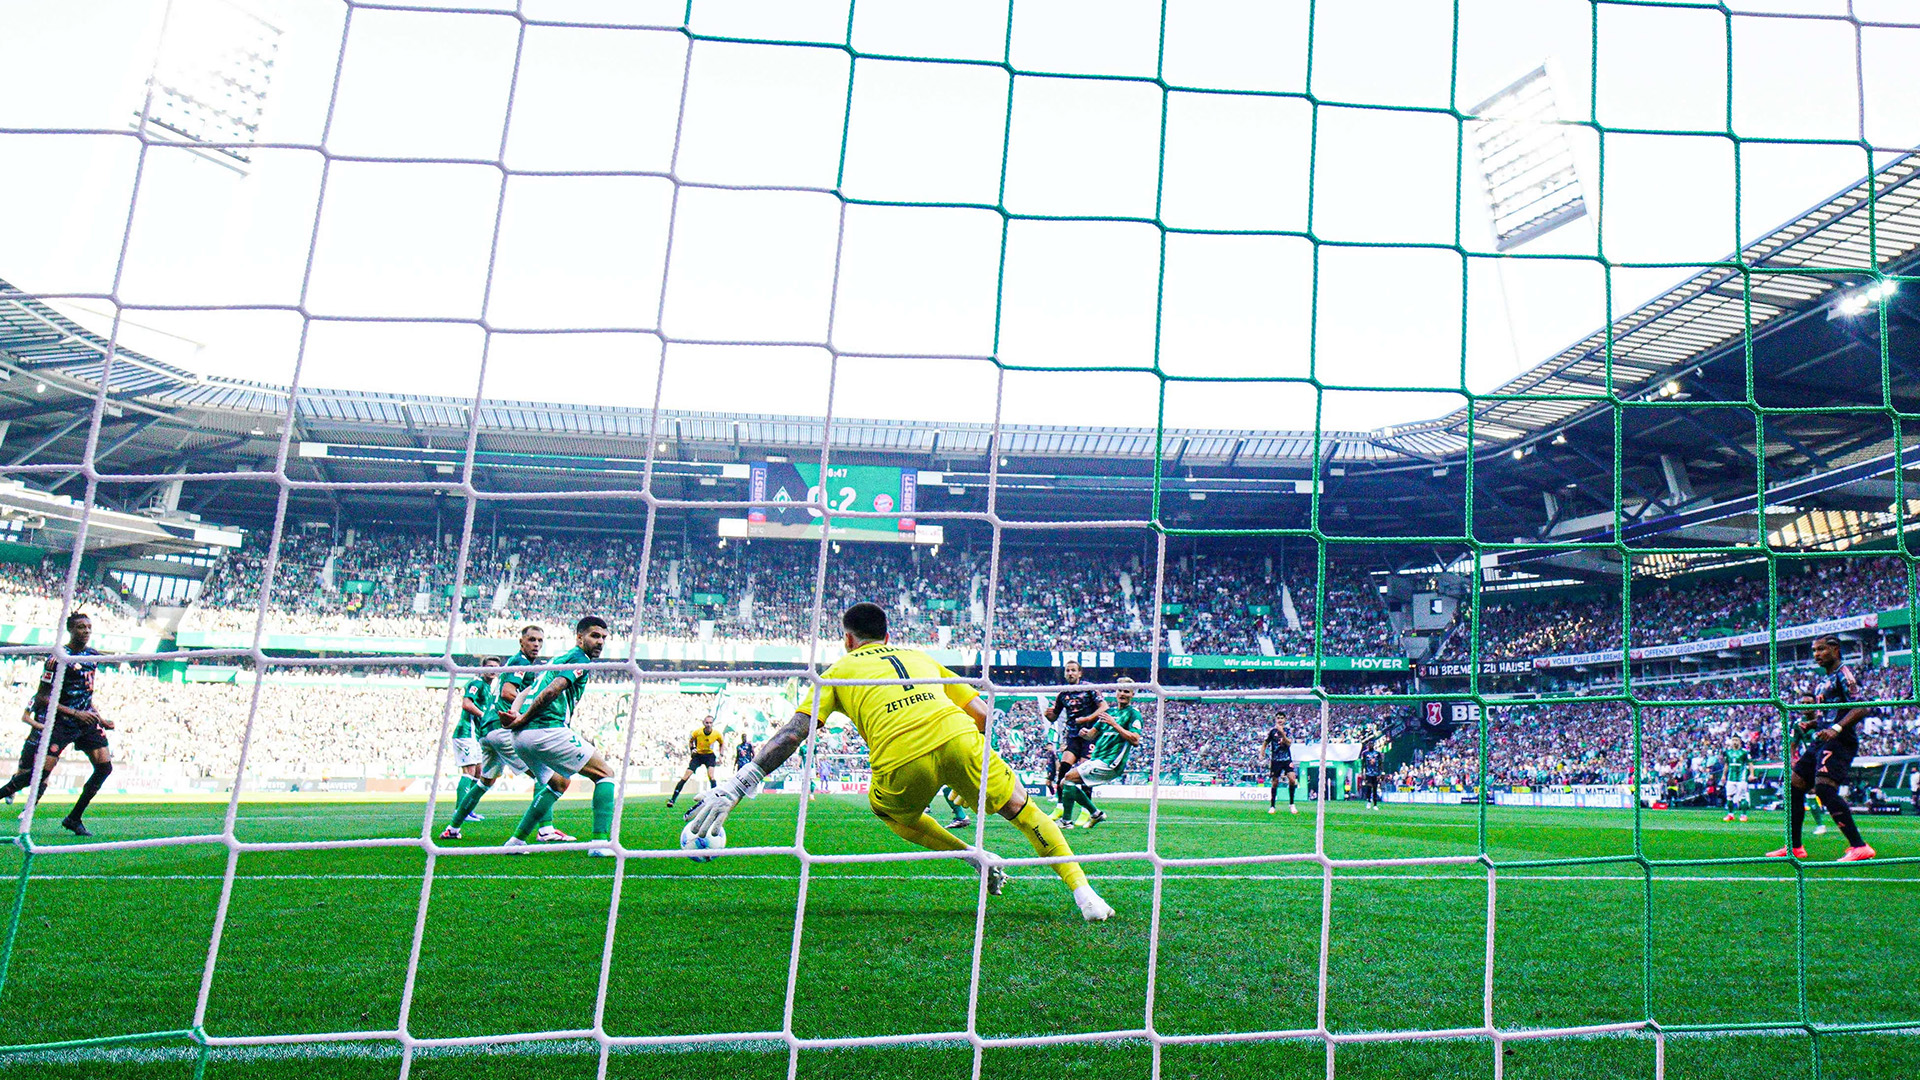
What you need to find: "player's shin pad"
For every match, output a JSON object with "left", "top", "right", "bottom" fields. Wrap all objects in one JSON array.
[
  {"left": 1815, "top": 784, "right": 1865, "bottom": 846},
  {"left": 515, "top": 785, "right": 562, "bottom": 841},
  {"left": 686, "top": 761, "right": 762, "bottom": 838},
  {"left": 592, "top": 778, "right": 616, "bottom": 842},
  {"left": 1010, "top": 801, "right": 1088, "bottom": 891},
  {"left": 451, "top": 780, "right": 490, "bottom": 827}
]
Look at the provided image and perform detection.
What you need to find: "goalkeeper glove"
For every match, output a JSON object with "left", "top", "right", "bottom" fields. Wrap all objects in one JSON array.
[{"left": 685, "top": 761, "right": 763, "bottom": 838}]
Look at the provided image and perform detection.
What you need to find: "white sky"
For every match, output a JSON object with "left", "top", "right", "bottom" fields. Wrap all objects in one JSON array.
[{"left": 2, "top": 0, "right": 1919, "bottom": 434}]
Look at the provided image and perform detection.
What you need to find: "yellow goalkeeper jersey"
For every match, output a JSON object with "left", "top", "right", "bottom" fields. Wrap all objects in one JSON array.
[
  {"left": 803, "top": 643, "right": 979, "bottom": 774},
  {"left": 691, "top": 728, "right": 724, "bottom": 755}
]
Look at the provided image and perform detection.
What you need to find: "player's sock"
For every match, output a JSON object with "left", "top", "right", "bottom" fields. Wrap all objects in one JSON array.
[
  {"left": 1009, "top": 800, "right": 1088, "bottom": 892},
  {"left": 0, "top": 774, "right": 24, "bottom": 800},
  {"left": 1815, "top": 786, "right": 1865, "bottom": 847},
  {"left": 591, "top": 778, "right": 617, "bottom": 842},
  {"left": 880, "top": 811, "right": 969, "bottom": 853},
  {"left": 1288, "top": 780, "right": 1297, "bottom": 805},
  {"left": 456, "top": 774, "right": 475, "bottom": 811},
  {"left": 450, "top": 780, "right": 490, "bottom": 827},
  {"left": 1269, "top": 778, "right": 1279, "bottom": 807},
  {"left": 1076, "top": 782, "right": 1097, "bottom": 811},
  {"left": 538, "top": 794, "right": 558, "bottom": 828},
  {"left": 514, "top": 786, "right": 563, "bottom": 841},
  {"left": 670, "top": 776, "right": 689, "bottom": 803},
  {"left": 1789, "top": 787, "right": 1807, "bottom": 846},
  {"left": 68, "top": 761, "right": 111, "bottom": 820},
  {"left": 1058, "top": 784, "right": 1089, "bottom": 818}
]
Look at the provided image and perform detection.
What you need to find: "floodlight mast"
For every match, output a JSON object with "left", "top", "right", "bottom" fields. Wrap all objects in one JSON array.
[{"left": 1467, "top": 63, "right": 1592, "bottom": 382}]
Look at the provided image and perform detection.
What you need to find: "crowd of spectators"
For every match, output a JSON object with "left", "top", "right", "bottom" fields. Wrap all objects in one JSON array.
[
  {"left": 34, "top": 667, "right": 788, "bottom": 782},
  {"left": 0, "top": 562, "right": 136, "bottom": 636},
  {"left": 4, "top": 526, "right": 1920, "bottom": 797},
  {"left": 1396, "top": 665, "right": 1920, "bottom": 790},
  {"left": 176, "top": 528, "right": 1402, "bottom": 655},
  {"left": 0, "top": 647, "right": 1416, "bottom": 787},
  {"left": 1470, "top": 556, "right": 1913, "bottom": 661},
  {"left": 173, "top": 529, "right": 1920, "bottom": 663}
]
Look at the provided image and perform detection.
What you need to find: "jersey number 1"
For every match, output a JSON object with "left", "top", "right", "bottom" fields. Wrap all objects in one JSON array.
[{"left": 884, "top": 655, "right": 914, "bottom": 690}]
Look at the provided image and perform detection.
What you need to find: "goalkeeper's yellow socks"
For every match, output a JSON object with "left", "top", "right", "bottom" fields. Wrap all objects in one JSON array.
[
  {"left": 515, "top": 785, "right": 562, "bottom": 841},
  {"left": 591, "top": 778, "right": 617, "bottom": 842},
  {"left": 1010, "top": 800, "right": 1088, "bottom": 892},
  {"left": 881, "top": 812, "right": 970, "bottom": 853}
]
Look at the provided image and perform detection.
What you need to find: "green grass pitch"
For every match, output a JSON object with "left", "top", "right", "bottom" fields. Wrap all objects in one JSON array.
[{"left": 0, "top": 795, "right": 1913, "bottom": 1079}]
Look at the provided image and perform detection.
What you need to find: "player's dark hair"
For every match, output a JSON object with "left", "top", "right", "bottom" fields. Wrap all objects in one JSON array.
[
  {"left": 843, "top": 602, "right": 888, "bottom": 642},
  {"left": 521, "top": 624, "right": 543, "bottom": 637},
  {"left": 576, "top": 615, "right": 609, "bottom": 633},
  {"left": 1814, "top": 634, "right": 1843, "bottom": 649},
  {"left": 65, "top": 612, "right": 88, "bottom": 629},
  {"left": 482, "top": 655, "right": 503, "bottom": 666}
]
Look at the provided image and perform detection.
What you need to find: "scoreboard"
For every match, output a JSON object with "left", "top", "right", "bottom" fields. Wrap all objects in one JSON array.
[{"left": 720, "top": 462, "right": 943, "bottom": 545}]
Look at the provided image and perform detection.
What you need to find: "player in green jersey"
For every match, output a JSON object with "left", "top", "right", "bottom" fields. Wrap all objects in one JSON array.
[
  {"left": 450, "top": 660, "right": 493, "bottom": 820},
  {"left": 1721, "top": 737, "right": 1752, "bottom": 823},
  {"left": 499, "top": 616, "right": 619, "bottom": 855},
  {"left": 500, "top": 626, "right": 569, "bottom": 840},
  {"left": 1057, "top": 678, "right": 1142, "bottom": 828},
  {"left": 440, "top": 627, "right": 566, "bottom": 840}
]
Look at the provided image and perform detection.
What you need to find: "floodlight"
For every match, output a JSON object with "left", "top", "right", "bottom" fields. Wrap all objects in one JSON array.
[
  {"left": 140, "top": 0, "right": 282, "bottom": 173},
  {"left": 1469, "top": 66, "right": 1588, "bottom": 251},
  {"left": 1833, "top": 279, "right": 1899, "bottom": 317}
]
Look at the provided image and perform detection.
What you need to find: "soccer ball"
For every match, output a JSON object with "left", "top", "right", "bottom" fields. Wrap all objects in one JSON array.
[{"left": 679, "top": 820, "right": 725, "bottom": 863}]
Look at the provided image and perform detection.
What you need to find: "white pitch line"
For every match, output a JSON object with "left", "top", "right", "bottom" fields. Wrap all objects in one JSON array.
[
  {"left": 6, "top": 1024, "right": 1914, "bottom": 1069},
  {"left": 16, "top": 872, "right": 1920, "bottom": 884}
]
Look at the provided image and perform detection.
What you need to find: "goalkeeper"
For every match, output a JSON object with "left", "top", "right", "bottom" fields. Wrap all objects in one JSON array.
[{"left": 686, "top": 602, "right": 1113, "bottom": 922}]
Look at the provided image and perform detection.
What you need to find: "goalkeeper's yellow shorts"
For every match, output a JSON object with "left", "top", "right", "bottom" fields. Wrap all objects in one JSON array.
[{"left": 869, "top": 731, "right": 1017, "bottom": 823}]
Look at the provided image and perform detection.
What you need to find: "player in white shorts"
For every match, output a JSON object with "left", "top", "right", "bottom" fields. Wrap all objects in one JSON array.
[
  {"left": 1055, "top": 678, "right": 1143, "bottom": 829},
  {"left": 441, "top": 655, "right": 558, "bottom": 840},
  {"left": 449, "top": 658, "right": 493, "bottom": 822},
  {"left": 500, "top": 616, "right": 621, "bottom": 855}
]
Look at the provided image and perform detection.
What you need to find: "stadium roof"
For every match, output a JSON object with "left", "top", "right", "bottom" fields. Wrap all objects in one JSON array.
[{"left": 2, "top": 155, "right": 1919, "bottom": 556}]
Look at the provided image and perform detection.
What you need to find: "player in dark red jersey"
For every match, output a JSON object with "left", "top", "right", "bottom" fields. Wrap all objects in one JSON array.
[
  {"left": 0, "top": 613, "right": 112, "bottom": 836},
  {"left": 1768, "top": 635, "right": 1875, "bottom": 862},
  {"left": 1263, "top": 720, "right": 1297, "bottom": 814},
  {"left": 1044, "top": 659, "right": 1106, "bottom": 826}
]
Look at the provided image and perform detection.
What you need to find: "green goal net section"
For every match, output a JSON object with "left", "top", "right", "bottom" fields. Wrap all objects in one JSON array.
[{"left": 0, "top": 0, "right": 1915, "bottom": 1076}]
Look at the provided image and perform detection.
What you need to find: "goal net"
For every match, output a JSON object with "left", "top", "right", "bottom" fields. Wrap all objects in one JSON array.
[{"left": 0, "top": 1, "right": 1915, "bottom": 1077}]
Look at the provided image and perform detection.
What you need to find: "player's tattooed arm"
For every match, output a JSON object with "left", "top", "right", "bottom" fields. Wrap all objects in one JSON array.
[
  {"left": 502, "top": 676, "right": 570, "bottom": 730},
  {"left": 753, "top": 710, "right": 819, "bottom": 774}
]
